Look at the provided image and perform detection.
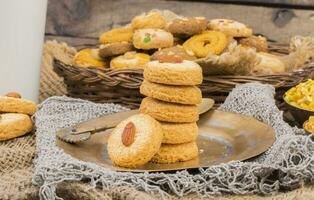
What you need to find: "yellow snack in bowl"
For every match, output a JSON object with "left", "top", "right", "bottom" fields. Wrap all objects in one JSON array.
[
  {"left": 73, "top": 48, "right": 107, "bottom": 68},
  {"left": 304, "top": 116, "right": 314, "bottom": 133},
  {"left": 110, "top": 51, "right": 150, "bottom": 69},
  {"left": 284, "top": 79, "right": 314, "bottom": 111}
]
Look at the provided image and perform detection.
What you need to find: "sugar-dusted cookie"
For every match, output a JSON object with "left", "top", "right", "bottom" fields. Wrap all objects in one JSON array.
[
  {"left": 208, "top": 19, "right": 253, "bottom": 37},
  {"left": 0, "top": 96, "right": 36, "bottom": 115},
  {"left": 110, "top": 51, "right": 150, "bottom": 70},
  {"left": 167, "top": 17, "right": 207, "bottom": 37},
  {"left": 151, "top": 45, "right": 196, "bottom": 61},
  {"left": 161, "top": 122, "right": 198, "bottom": 144},
  {"left": 73, "top": 48, "right": 107, "bottom": 68},
  {"left": 238, "top": 35, "right": 268, "bottom": 52},
  {"left": 99, "top": 27, "right": 133, "bottom": 44},
  {"left": 133, "top": 29, "right": 174, "bottom": 50},
  {"left": 140, "top": 80, "right": 202, "bottom": 105},
  {"left": 107, "top": 114, "right": 162, "bottom": 168},
  {"left": 99, "top": 42, "right": 134, "bottom": 58},
  {"left": 144, "top": 60, "right": 203, "bottom": 86},
  {"left": 183, "top": 31, "right": 228, "bottom": 58},
  {"left": 140, "top": 97, "right": 199, "bottom": 123},
  {"left": 151, "top": 141, "right": 199, "bottom": 163},
  {"left": 0, "top": 113, "right": 33, "bottom": 141},
  {"left": 131, "top": 11, "right": 166, "bottom": 29}
]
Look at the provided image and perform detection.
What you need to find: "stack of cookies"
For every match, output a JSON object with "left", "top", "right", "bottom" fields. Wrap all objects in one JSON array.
[{"left": 139, "top": 58, "right": 203, "bottom": 164}]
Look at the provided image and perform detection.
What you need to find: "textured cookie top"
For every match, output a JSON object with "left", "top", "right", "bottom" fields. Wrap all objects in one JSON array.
[
  {"left": 208, "top": 19, "right": 252, "bottom": 37},
  {"left": 0, "top": 97, "right": 37, "bottom": 115}
]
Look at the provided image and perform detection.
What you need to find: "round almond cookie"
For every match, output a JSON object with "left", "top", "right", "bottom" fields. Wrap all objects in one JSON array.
[
  {"left": 144, "top": 60, "right": 202, "bottom": 86},
  {"left": 208, "top": 19, "right": 253, "bottom": 37},
  {"left": 0, "top": 113, "right": 33, "bottom": 141},
  {"left": 161, "top": 122, "right": 198, "bottom": 144},
  {"left": 139, "top": 97, "right": 199, "bottom": 123},
  {"left": 107, "top": 114, "right": 163, "bottom": 168},
  {"left": 140, "top": 80, "right": 202, "bottom": 105},
  {"left": 133, "top": 29, "right": 174, "bottom": 50},
  {"left": 99, "top": 42, "right": 134, "bottom": 58},
  {"left": 99, "top": 27, "right": 133, "bottom": 44},
  {"left": 74, "top": 48, "right": 107, "bottom": 68},
  {"left": 150, "top": 141, "right": 199, "bottom": 164},
  {"left": 167, "top": 17, "right": 207, "bottom": 37},
  {"left": 110, "top": 51, "right": 150, "bottom": 70},
  {"left": 151, "top": 45, "right": 196, "bottom": 61},
  {"left": 0, "top": 97, "right": 36, "bottom": 115},
  {"left": 131, "top": 11, "right": 166, "bottom": 29}
]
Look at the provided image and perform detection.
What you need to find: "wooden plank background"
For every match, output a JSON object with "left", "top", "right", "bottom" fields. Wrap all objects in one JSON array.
[{"left": 45, "top": 0, "right": 314, "bottom": 46}]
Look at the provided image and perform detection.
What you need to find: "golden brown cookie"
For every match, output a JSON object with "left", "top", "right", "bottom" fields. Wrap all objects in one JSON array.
[
  {"left": 150, "top": 141, "right": 199, "bottom": 164},
  {"left": 167, "top": 17, "right": 207, "bottom": 37},
  {"left": 140, "top": 80, "right": 202, "bottom": 105},
  {"left": 131, "top": 11, "right": 166, "bottom": 29},
  {"left": 208, "top": 19, "right": 253, "bottom": 37},
  {"left": 144, "top": 60, "right": 203, "bottom": 86},
  {"left": 99, "top": 42, "right": 134, "bottom": 58},
  {"left": 110, "top": 51, "right": 150, "bottom": 69},
  {"left": 161, "top": 122, "right": 198, "bottom": 144},
  {"left": 151, "top": 46, "right": 196, "bottom": 61},
  {"left": 238, "top": 35, "right": 268, "bottom": 52},
  {"left": 0, "top": 113, "right": 33, "bottom": 141},
  {"left": 140, "top": 97, "right": 199, "bottom": 123},
  {"left": 133, "top": 29, "right": 174, "bottom": 50},
  {"left": 99, "top": 27, "right": 133, "bottom": 44},
  {"left": 107, "top": 114, "right": 163, "bottom": 168},
  {"left": 73, "top": 48, "right": 107, "bottom": 68},
  {"left": 0, "top": 97, "right": 36, "bottom": 115},
  {"left": 183, "top": 31, "right": 228, "bottom": 58}
]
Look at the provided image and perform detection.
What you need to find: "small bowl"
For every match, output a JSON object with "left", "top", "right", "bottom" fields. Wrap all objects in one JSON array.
[
  {"left": 283, "top": 95, "right": 314, "bottom": 126},
  {"left": 303, "top": 120, "right": 314, "bottom": 135}
]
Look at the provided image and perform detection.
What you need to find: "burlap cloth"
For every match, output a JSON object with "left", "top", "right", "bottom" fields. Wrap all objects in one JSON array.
[{"left": 0, "top": 41, "right": 313, "bottom": 200}]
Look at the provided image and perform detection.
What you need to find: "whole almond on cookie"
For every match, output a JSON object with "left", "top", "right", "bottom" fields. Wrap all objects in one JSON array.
[
  {"left": 5, "top": 92, "right": 21, "bottom": 98},
  {"left": 121, "top": 122, "right": 136, "bottom": 146}
]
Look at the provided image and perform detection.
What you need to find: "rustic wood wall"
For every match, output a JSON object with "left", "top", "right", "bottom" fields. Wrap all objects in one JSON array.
[{"left": 45, "top": 0, "right": 314, "bottom": 46}]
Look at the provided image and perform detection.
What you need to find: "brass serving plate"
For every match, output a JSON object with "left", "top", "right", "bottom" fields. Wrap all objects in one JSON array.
[{"left": 56, "top": 110, "right": 275, "bottom": 172}]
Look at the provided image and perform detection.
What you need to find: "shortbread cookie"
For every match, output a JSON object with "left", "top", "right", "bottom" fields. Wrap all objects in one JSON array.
[
  {"left": 140, "top": 97, "right": 199, "bottom": 123},
  {"left": 110, "top": 51, "right": 150, "bottom": 69},
  {"left": 239, "top": 35, "right": 268, "bottom": 52},
  {"left": 144, "top": 60, "right": 203, "bottom": 85},
  {"left": 73, "top": 48, "right": 107, "bottom": 68},
  {"left": 133, "top": 29, "right": 174, "bottom": 50},
  {"left": 151, "top": 45, "right": 196, "bottom": 61},
  {"left": 0, "top": 113, "right": 33, "bottom": 141},
  {"left": 167, "top": 17, "right": 207, "bottom": 37},
  {"left": 140, "top": 80, "right": 202, "bottom": 105},
  {"left": 0, "top": 97, "right": 36, "bottom": 115},
  {"left": 151, "top": 141, "right": 199, "bottom": 163},
  {"left": 183, "top": 31, "right": 228, "bottom": 58},
  {"left": 131, "top": 11, "right": 166, "bottom": 29},
  {"left": 161, "top": 122, "right": 198, "bottom": 144},
  {"left": 107, "top": 114, "right": 162, "bottom": 168},
  {"left": 99, "top": 42, "right": 134, "bottom": 58},
  {"left": 208, "top": 19, "right": 253, "bottom": 37},
  {"left": 99, "top": 27, "right": 133, "bottom": 44}
]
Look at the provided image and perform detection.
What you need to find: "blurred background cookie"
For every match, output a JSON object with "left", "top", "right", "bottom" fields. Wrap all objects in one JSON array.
[
  {"left": 151, "top": 45, "right": 196, "bottom": 61},
  {"left": 167, "top": 17, "right": 207, "bottom": 37},
  {"left": 0, "top": 113, "right": 33, "bottom": 141},
  {"left": 0, "top": 96, "right": 37, "bottom": 115},
  {"left": 252, "top": 52, "right": 285, "bottom": 74},
  {"left": 133, "top": 29, "right": 174, "bottom": 49},
  {"left": 140, "top": 97, "right": 199, "bottom": 123},
  {"left": 160, "top": 122, "right": 198, "bottom": 144},
  {"left": 140, "top": 80, "right": 202, "bottom": 105},
  {"left": 73, "top": 48, "right": 107, "bottom": 68},
  {"left": 131, "top": 11, "right": 166, "bottom": 29},
  {"left": 110, "top": 51, "right": 150, "bottom": 69},
  {"left": 238, "top": 35, "right": 268, "bottom": 52},
  {"left": 99, "top": 27, "right": 133, "bottom": 44},
  {"left": 99, "top": 42, "right": 134, "bottom": 58},
  {"left": 144, "top": 60, "right": 202, "bottom": 85},
  {"left": 208, "top": 19, "right": 253, "bottom": 37},
  {"left": 150, "top": 141, "right": 198, "bottom": 163}
]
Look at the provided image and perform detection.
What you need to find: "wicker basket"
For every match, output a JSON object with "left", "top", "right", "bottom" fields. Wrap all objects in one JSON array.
[{"left": 53, "top": 44, "right": 314, "bottom": 109}]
